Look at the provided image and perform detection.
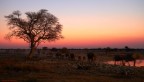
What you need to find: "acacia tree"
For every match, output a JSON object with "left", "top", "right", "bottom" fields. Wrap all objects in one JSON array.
[{"left": 5, "top": 9, "right": 63, "bottom": 59}]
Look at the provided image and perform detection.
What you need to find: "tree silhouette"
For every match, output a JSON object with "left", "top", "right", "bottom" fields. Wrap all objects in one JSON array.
[
  {"left": 125, "top": 46, "right": 130, "bottom": 52},
  {"left": 5, "top": 9, "right": 63, "bottom": 59}
]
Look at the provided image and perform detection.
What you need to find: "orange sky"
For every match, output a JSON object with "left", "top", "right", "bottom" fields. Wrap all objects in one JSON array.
[{"left": 0, "top": 0, "right": 144, "bottom": 49}]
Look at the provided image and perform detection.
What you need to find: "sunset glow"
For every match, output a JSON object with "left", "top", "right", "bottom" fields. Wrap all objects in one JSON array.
[{"left": 0, "top": 0, "right": 144, "bottom": 49}]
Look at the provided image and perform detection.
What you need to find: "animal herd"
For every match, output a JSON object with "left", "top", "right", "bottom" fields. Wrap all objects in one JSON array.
[
  {"left": 54, "top": 51, "right": 95, "bottom": 63},
  {"left": 53, "top": 50, "right": 142, "bottom": 67}
]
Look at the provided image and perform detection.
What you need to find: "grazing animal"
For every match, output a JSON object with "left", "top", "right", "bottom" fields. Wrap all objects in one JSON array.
[
  {"left": 69, "top": 53, "right": 75, "bottom": 61},
  {"left": 114, "top": 53, "right": 136, "bottom": 66},
  {"left": 78, "top": 56, "right": 82, "bottom": 61},
  {"left": 125, "top": 53, "right": 136, "bottom": 66},
  {"left": 65, "top": 53, "right": 69, "bottom": 59},
  {"left": 114, "top": 54, "right": 125, "bottom": 66},
  {"left": 56, "top": 52, "right": 62, "bottom": 59},
  {"left": 87, "top": 52, "right": 95, "bottom": 63}
]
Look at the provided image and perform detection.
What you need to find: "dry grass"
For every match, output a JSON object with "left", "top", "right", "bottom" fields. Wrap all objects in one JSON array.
[{"left": 0, "top": 55, "right": 144, "bottom": 82}]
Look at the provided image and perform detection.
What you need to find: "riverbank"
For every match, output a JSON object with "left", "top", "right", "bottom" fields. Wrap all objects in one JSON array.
[{"left": 0, "top": 55, "right": 144, "bottom": 82}]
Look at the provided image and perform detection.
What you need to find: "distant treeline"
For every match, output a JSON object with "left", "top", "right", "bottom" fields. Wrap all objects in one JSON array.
[{"left": 0, "top": 48, "right": 144, "bottom": 52}]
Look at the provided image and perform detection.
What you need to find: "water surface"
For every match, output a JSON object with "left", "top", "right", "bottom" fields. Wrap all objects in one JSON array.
[{"left": 105, "top": 60, "right": 144, "bottom": 67}]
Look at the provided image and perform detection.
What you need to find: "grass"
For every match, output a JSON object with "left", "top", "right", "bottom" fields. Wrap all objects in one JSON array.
[{"left": 0, "top": 55, "right": 144, "bottom": 82}]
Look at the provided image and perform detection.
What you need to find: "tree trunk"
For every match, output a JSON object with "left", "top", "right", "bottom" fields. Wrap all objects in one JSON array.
[
  {"left": 133, "top": 60, "right": 136, "bottom": 67},
  {"left": 27, "top": 47, "right": 35, "bottom": 60},
  {"left": 122, "top": 60, "right": 125, "bottom": 66}
]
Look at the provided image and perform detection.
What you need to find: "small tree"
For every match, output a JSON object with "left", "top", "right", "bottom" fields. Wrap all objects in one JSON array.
[
  {"left": 125, "top": 46, "right": 130, "bottom": 52},
  {"left": 61, "top": 47, "right": 69, "bottom": 54},
  {"left": 5, "top": 9, "right": 63, "bottom": 59}
]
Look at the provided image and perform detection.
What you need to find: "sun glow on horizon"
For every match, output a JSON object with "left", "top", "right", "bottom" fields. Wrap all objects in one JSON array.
[{"left": 0, "top": 0, "right": 144, "bottom": 48}]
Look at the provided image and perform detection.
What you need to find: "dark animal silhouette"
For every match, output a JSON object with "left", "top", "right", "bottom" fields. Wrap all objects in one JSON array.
[
  {"left": 87, "top": 52, "right": 95, "bottom": 63},
  {"left": 78, "top": 56, "right": 82, "bottom": 61},
  {"left": 114, "top": 54, "right": 125, "bottom": 66},
  {"left": 114, "top": 53, "right": 136, "bottom": 66},
  {"left": 56, "top": 52, "right": 62, "bottom": 59},
  {"left": 65, "top": 53, "right": 69, "bottom": 59},
  {"left": 125, "top": 53, "right": 136, "bottom": 66},
  {"left": 69, "top": 53, "right": 75, "bottom": 60}
]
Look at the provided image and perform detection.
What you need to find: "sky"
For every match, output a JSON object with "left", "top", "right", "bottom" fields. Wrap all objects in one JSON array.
[{"left": 0, "top": 0, "right": 144, "bottom": 49}]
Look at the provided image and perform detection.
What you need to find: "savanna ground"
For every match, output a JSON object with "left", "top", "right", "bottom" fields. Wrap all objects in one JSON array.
[{"left": 0, "top": 53, "right": 144, "bottom": 82}]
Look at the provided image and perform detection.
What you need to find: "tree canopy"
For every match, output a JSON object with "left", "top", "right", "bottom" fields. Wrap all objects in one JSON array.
[{"left": 5, "top": 9, "right": 63, "bottom": 58}]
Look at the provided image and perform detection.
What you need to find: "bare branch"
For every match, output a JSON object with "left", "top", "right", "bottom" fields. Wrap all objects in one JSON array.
[{"left": 5, "top": 9, "right": 63, "bottom": 50}]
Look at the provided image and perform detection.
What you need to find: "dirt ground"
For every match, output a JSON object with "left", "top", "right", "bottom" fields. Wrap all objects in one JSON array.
[{"left": 0, "top": 55, "right": 144, "bottom": 82}]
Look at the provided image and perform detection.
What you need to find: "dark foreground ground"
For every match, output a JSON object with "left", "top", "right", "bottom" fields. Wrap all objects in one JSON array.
[{"left": 0, "top": 55, "right": 144, "bottom": 82}]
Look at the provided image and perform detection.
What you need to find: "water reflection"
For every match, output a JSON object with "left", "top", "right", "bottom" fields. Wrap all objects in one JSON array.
[{"left": 105, "top": 60, "right": 144, "bottom": 67}]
